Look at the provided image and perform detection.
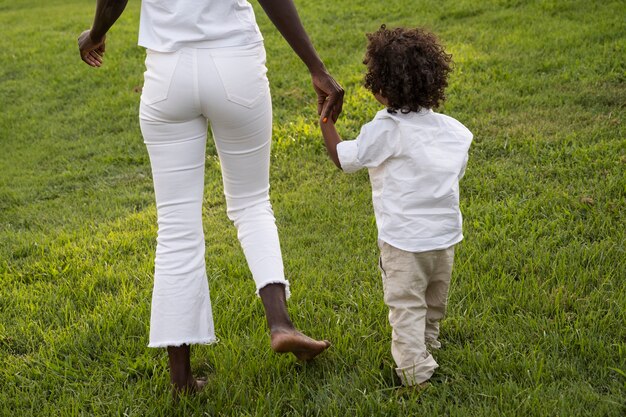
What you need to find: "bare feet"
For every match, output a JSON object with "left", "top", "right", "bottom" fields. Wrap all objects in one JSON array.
[
  {"left": 395, "top": 381, "right": 430, "bottom": 398},
  {"left": 171, "top": 377, "right": 207, "bottom": 397},
  {"left": 416, "top": 381, "right": 430, "bottom": 390},
  {"left": 259, "top": 284, "right": 331, "bottom": 360},
  {"left": 270, "top": 328, "right": 331, "bottom": 361}
]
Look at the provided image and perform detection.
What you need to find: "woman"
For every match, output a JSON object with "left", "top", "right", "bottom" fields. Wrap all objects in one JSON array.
[{"left": 78, "top": 0, "right": 343, "bottom": 394}]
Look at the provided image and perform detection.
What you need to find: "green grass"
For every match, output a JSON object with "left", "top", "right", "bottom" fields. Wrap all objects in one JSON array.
[{"left": 1, "top": 0, "right": 625, "bottom": 415}]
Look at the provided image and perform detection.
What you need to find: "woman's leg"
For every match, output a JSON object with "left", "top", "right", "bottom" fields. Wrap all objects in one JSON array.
[
  {"left": 141, "top": 115, "right": 214, "bottom": 391},
  {"left": 140, "top": 48, "right": 215, "bottom": 393},
  {"left": 200, "top": 44, "right": 329, "bottom": 359},
  {"left": 142, "top": 116, "right": 214, "bottom": 348}
]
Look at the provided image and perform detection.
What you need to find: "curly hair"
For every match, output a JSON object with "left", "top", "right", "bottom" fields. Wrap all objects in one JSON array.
[{"left": 364, "top": 25, "right": 453, "bottom": 113}]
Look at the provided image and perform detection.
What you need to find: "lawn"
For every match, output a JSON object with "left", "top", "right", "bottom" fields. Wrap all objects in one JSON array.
[{"left": 0, "top": 0, "right": 624, "bottom": 415}]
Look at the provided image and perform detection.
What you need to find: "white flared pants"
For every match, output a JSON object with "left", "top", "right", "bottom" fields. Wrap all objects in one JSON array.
[{"left": 139, "top": 43, "right": 289, "bottom": 348}]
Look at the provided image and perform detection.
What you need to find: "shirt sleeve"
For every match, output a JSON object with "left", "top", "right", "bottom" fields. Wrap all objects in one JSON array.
[
  {"left": 336, "top": 118, "right": 396, "bottom": 173},
  {"left": 457, "top": 127, "right": 473, "bottom": 179}
]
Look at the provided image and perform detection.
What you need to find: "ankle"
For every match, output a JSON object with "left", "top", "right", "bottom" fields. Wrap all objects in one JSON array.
[
  {"left": 171, "top": 375, "right": 195, "bottom": 391},
  {"left": 167, "top": 345, "right": 193, "bottom": 386},
  {"left": 259, "top": 283, "right": 295, "bottom": 332},
  {"left": 269, "top": 323, "right": 296, "bottom": 334}
]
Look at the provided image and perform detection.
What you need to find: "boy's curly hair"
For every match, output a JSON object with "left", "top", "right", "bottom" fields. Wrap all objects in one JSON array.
[{"left": 364, "top": 25, "right": 453, "bottom": 113}]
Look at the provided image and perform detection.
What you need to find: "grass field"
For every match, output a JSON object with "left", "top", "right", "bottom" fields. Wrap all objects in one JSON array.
[{"left": 1, "top": 0, "right": 625, "bottom": 415}]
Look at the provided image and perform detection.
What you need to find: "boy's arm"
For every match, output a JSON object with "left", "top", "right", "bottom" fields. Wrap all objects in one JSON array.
[{"left": 319, "top": 118, "right": 342, "bottom": 169}]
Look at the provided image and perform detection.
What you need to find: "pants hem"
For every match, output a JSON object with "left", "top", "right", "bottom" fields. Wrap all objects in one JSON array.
[
  {"left": 148, "top": 337, "right": 219, "bottom": 348},
  {"left": 256, "top": 280, "right": 291, "bottom": 299},
  {"left": 395, "top": 355, "right": 438, "bottom": 386}
]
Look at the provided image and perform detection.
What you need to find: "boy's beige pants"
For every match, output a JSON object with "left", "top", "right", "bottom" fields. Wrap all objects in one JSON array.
[{"left": 378, "top": 241, "right": 455, "bottom": 386}]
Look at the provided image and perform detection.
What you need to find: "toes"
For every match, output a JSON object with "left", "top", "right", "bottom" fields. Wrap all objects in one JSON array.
[
  {"left": 269, "top": 330, "right": 331, "bottom": 360},
  {"left": 293, "top": 341, "right": 331, "bottom": 361},
  {"left": 171, "top": 377, "right": 207, "bottom": 397},
  {"left": 195, "top": 378, "right": 207, "bottom": 392}
]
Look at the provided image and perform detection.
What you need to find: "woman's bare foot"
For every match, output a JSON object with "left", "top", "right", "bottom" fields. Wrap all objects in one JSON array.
[
  {"left": 259, "top": 284, "right": 331, "bottom": 360},
  {"left": 171, "top": 376, "right": 207, "bottom": 396},
  {"left": 270, "top": 328, "right": 331, "bottom": 361}
]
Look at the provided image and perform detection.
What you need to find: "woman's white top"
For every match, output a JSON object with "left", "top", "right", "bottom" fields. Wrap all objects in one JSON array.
[
  {"left": 139, "top": 0, "right": 264, "bottom": 52},
  {"left": 336, "top": 108, "right": 473, "bottom": 253}
]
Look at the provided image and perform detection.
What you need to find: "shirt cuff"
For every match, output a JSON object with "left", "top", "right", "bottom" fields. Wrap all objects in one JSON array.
[{"left": 336, "top": 140, "right": 361, "bottom": 173}]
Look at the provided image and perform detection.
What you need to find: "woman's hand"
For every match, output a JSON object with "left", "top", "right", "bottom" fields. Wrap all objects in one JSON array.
[
  {"left": 257, "top": 0, "right": 344, "bottom": 121},
  {"left": 312, "top": 70, "right": 344, "bottom": 123},
  {"left": 76, "top": 0, "right": 128, "bottom": 67},
  {"left": 78, "top": 30, "right": 106, "bottom": 67}
]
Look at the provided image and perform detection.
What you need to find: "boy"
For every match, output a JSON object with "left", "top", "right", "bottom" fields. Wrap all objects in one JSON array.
[{"left": 319, "top": 25, "right": 473, "bottom": 387}]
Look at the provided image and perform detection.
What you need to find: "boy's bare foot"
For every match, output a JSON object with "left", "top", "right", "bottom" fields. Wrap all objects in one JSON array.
[
  {"left": 395, "top": 381, "right": 430, "bottom": 398},
  {"left": 416, "top": 381, "right": 430, "bottom": 390},
  {"left": 270, "top": 328, "right": 331, "bottom": 361}
]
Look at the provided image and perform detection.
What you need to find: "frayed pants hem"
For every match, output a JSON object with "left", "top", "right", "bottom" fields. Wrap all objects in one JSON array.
[
  {"left": 148, "top": 337, "right": 219, "bottom": 349},
  {"left": 256, "top": 280, "right": 291, "bottom": 299}
]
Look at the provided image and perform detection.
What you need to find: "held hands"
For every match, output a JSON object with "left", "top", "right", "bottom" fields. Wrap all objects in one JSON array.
[
  {"left": 311, "top": 70, "right": 344, "bottom": 123},
  {"left": 313, "top": 69, "right": 343, "bottom": 169},
  {"left": 78, "top": 30, "right": 106, "bottom": 67}
]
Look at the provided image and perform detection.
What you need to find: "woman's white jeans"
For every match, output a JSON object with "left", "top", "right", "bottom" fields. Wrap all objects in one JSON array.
[{"left": 139, "top": 43, "right": 289, "bottom": 348}]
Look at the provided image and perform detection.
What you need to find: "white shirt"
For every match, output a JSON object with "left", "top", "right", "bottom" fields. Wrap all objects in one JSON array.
[
  {"left": 139, "top": 0, "right": 264, "bottom": 52},
  {"left": 337, "top": 108, "right": 473, "bottom": 253}
]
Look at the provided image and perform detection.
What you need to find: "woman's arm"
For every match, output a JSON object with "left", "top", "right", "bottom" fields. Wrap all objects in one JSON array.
[
  {"left": 78, "top": 0, "right": 129, "bottom": 67},
  {"left": 257, "top": 0, "right": 344, "bottom": 122}
]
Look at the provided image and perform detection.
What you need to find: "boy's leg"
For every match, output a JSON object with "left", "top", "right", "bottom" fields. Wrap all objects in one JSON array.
[
  {"left": 424, "top": 246, "right": 455, "bottom": 349},
  {"left": 379, "top": 242, "right": 438, "bottom": 386}
]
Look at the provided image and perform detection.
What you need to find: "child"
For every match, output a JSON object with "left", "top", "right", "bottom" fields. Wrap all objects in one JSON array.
[{"left": 319, "top": 25, "right": 472, "bottom": 387}]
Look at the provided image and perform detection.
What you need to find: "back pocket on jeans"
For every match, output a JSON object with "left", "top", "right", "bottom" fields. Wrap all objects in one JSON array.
[
  {"left": 211, "top": 49, "right": 269, "bottom": 108},
  {"left": 141, "top": 50, "right": 181, "bottom": 105}
]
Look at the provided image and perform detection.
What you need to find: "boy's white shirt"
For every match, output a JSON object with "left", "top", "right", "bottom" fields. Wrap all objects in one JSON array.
[
  {"left": 139, "top": 0, "right": 263, "bottom": 52},
  {"left": 337, "top": 108, "right": 473, "bottom": 253}
]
